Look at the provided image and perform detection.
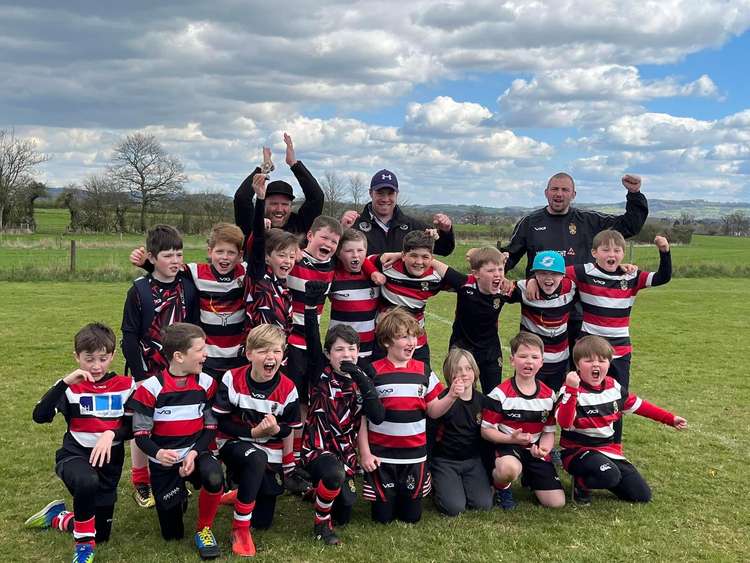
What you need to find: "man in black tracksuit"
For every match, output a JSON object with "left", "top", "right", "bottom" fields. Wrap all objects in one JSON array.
[
  {"left": 502, "top": 172, "right": 649, "bottom": 345},
  {"left": 234, "top": 134, "right": 324, "bottom": 257},
  {"left": 340, "top": 169, "right": 455, "bottom": 256}
]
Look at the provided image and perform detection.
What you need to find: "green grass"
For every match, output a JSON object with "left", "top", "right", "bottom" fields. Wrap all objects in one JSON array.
[{"left": 2, "top": 279, "right": 748, "bottom": 562}]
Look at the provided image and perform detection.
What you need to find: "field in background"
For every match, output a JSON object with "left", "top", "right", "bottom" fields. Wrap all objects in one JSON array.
[{"left": 1, "top": 279, "right": 748, "bottom": 562}]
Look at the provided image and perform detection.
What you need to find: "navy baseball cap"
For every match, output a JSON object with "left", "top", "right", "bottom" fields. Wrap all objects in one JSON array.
[{"left": 370, "top": 169, "right": 399, "bottom": 192}]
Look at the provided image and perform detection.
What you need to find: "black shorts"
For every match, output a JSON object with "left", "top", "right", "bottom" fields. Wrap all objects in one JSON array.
[
  {"left": 362, "top": 461, "right": 431, "bottom": 503},
  {"left": 149, "top": 452, "right": 224, "bottom": 510},
  {"left": 305, "top": 454, "right": 357, "bottom": 507},
  {"left": 55, "top": 445, "right": 125, "bottom": 507},
  {"left": 285, "top": 345, "right": 309, "bottom": 404},
  {"left": 259, "top": 464, "right": 285, "bottom": 498},
  {"left": 495, "top": 445, "right": 563, "bottom": 492}
]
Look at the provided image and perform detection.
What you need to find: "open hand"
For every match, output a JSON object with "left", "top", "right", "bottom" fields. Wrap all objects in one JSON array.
[
  {"left": 89, "top": 430, "right": 115, "bottom": 467},
  {"left": 284, "top": 133, "right": 297, "bottom": 166}
]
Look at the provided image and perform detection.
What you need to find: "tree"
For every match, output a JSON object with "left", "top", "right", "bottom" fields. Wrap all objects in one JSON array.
[
  {"left": 321, "top": 170, "right": 345, "bottom": 218},
  {"left": 721, "top": 211, "right": 750, "bottom": 237},
  {"left": 0, "top": 129, "right": 48, "bottom": 230},
  {"left": 348, "top": 174, "right": 367, "bottom": 209},
  {"left": 109, "top": 132, "right": 186, "bottom": 232}
]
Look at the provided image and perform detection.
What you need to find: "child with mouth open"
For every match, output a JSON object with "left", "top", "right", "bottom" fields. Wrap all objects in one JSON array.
[{"left": 555, "top": 335, "right": 687, "bottom": 505}]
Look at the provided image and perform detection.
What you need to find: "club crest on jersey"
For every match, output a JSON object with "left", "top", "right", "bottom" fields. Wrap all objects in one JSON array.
[
  {"left": 421, "top": 281, "right": 430, "bottom": 291},
  {"left": 541, "top": 409, "right": 549, "bottom": 423},
  {"left": 493, "top": 297, "right": 501, "bottom": 310},
  {"left": 400, "top": 224, "right": 409, "bottom": 230},
  {"left": 417, "top": 385, "right": 425, "bottom": 398},
  {"left": 359, "top": 221, "right": 371, "bottom": 232},
  {"left": 348, "top": 479, "right": 357, "bottom": 493},
  {"left": 620, "top": 279, "right": 628, "bottom": 290},
  {"left": 475, "top": 412, "right": 482, "bottom": 425},
  {"left": 406, "top": 474, "right": 416, "bottom": 490},
  {"left": 612, "top": 401, "right": 619, "bottom": 413},
  {"left": 569, "top": 223, "right": 577, "bottom": 235},
  {"left": 567, "top": 247, "right": 576, "bottom": 256},
  {"left": 275, "top": 472, "right": 283, "bottom": 487}
]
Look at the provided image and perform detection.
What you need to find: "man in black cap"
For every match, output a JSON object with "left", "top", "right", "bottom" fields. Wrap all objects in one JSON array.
[
  {"left": 234, "top": 133, "right": 324, "bottom": 241},
  {"left": 340, "top": 169, "right": 455, "bottom": 256}
]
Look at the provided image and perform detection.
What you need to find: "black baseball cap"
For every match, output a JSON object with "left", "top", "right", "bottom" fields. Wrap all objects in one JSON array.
[{"left": 266, "top": 180, "right": 295, "bottom": 200}]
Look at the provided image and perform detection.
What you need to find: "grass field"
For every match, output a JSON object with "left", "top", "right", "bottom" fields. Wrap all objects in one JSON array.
[{"left": 2, "top": 275, "right": 748, "bottom": 562}]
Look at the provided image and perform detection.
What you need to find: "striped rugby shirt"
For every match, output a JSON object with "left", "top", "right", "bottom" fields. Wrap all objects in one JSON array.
[
  {"left": 286, "top": 251, "right": 336, "bottom": 349},
  {"left": 128, "top": 370, "right": 218, "bottom": 463},
  {"left": 367, "top": 358, "right": 444, "bottom": 464},
  {"left": 212, "top": 365, "right": 301, "bottom": 464},
  {"left": 567, "top": 251, "right": 671, "bottom": 357},
  {"left": 328, "top": 263, "right": 380, "bottom": 358},
  {"left": 481, "top": 377, "right": 557, "bottom": 446},
  {"left": 555, "top": 377, "right": 676, "bottom": 466}
]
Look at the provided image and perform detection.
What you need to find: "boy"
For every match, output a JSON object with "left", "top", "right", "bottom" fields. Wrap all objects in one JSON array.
[
  {"left": 481, "top": 332, "right": 565, "bottom": 510},
  {"left": 566, "top": 230, "right": 671, "bottom": 389},
  {"left": 26, "top": 323, "right": 135, "bottom": 563},
  {"left": 300, "top": 281, "right": 385, "bottom": 544},
  {"left": 244, "top": 172, "right": 298, "bottom": 335},
  {"left": 129, "top": 222, "right": 248, "bottom": 379},
  {"left": 212, "top": 323, "right": 302, "bottom": 552},
  {"left": 363, "top": 230, "right": 464, "bottom": 366},
  {"left": 126, "top": 323, "right": 224, "bottom": 560},
  {"left": 359, "top": 307, "right": 461, "bottom": 524},
  {"left": 506, "top": 250, "right": 577, "bottom": 392},
  {"left": 446, "top": 246, "right": 510, "bottom": 394},
  {"left": 121, "top": 224, "right": 199, "bottom": 508},
  {"left": 328, "top": 229, "right": 380, "bottom": 361},
  {"left": 556, "top": 336, "right": 687, "bottom": 505}
]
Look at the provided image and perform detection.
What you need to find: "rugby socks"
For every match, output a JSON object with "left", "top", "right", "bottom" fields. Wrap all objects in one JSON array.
[
  {"left": 282, "top": 452, "right": 295, "bottom": 477},
  {"left": 52, "top": 511, "right": 74, "bottom": 533},
  {"left": 196, "top": 489, "right": 222, "bottom": 531},
  {"left": 313, "top": 482, "right": 340, "bottom": 526},
  {"left": 72, "top": 515, "right": 96, "bottom": 544},
  {"left": 131, "top": 465, "right": 150, "bottom": 486},
  {"left": 233, "top": 500, "right": 255, "bottom": 529}
]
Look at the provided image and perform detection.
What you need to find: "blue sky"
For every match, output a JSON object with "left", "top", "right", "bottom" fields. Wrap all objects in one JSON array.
[{"left": 1, "top": 1, "right": 749, "bottom": 207}]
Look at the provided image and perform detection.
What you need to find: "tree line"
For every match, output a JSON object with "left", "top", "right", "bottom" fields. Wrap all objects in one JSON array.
[{"left": 1, "top": 127, "right": 749, "bottom": 237}]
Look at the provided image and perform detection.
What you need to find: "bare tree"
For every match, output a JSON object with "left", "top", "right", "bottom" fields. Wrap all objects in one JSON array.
[
  {"left": 0, "top": 129, "right": 48, "bottom": 230},
  {"left": 721, "top": 211, "right": 750, "bottom": 237},
  {"left": 321, "top": 170, "right": 345, "bottom": 218},
  {"left": 109, "top": 132, "right": 186, "bottom": 232},
  {"left": 348, "top": 174, "right": 367, "bottom": 209}
]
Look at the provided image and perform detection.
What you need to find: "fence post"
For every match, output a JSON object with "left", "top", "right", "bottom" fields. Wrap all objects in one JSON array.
[
  {"left": 70, "top": 240, "right": 77, "bottom": 273},
  {"left": 628, "top": 241, "right": 634, "bottom": 263}
]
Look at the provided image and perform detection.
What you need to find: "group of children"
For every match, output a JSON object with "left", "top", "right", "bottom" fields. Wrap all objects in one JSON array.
[{"left": 25, "top": 170, "right": 688, "bottom": 561}]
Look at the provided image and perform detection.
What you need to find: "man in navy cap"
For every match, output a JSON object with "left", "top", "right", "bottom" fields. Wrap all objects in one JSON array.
[
  {"left": 340, "top": 169, "right": 455, "bottom": 256},
  {"left": 234, "top": 133, "right": 324, "bottom": 238}
]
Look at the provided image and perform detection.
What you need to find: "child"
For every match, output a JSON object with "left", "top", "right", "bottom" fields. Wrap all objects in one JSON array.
[
  {"left": 567, "top": 230, "right": 671, "bottom": 389},
  {"left": 359, "top": 307, "right": 461, "bottom": 524},
  {"left": 481, "top": 332, "right": 565, "bottom": 509},
  {"left": 429, "top": 348, "right": 495, "bottom": 517},
  {"left": 446, "top": 246, "right": 510, "bottom": 394},
  {"left": 244, "top": 172, "right": 298, "bottom": 336},
  {"left": 328, "top": 228, "right": 380, "bottom": 361},
  {"left": 129, "top": 222, "right": 248, "bottom": 379},
  {"left": 211, "top": 323, "right": 302, "bottom": 555},
  {"left": 556, "top": 335, "right": 687, "bottom": 505},
  {"left": 363, "top": 230, "right": 464, "bottom": 366},
  {"left": 121, "top": 224, "right": 199, "bottom": 508},
  {"left": 126, "top": 323, "right": 224, "bottom": 560},
  {"left": 26, "top": 323, "right": 135, "bottom": 563},
  {"left": 300, "top": 281, "right": 385, "bottom": 544},
  {"left": 506, "top": 250, "right": 577, "bottom": 392}
]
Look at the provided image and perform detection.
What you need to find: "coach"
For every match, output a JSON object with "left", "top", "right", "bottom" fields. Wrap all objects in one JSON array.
[
  {"left": 234, "top": 134, "right": 324, "bottom": 238},
  {"left": 340, "top": 169, "right": 456, "bottom": 256}
]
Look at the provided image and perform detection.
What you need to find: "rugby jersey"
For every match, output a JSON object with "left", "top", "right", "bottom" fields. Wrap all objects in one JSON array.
[
  {"left": 188, "top": 262, "right": 248, "bottom": 374},
  {"left": 328, "top": 263, "right": 380, "bottom": 358},
  {"left": 567, "top": 251, "right": 671, "bottom": 357},
  {"left": 128, "top": 369, "right": 218, "bottom": 463},
  {"left": 555, "top": 377, "right": 676, "bottom": 466},
  {"left": 481, "top": 377, "right": 557, "bottom": 446},
  {"left": 33, "top": 373, "right": 135, "bottom": 455},
  {"left": 212, "top": 365, "right": 301, "bottom": 464},
  {"left": 448, "top": 273, "right": 509, "bottom": 355},
  {"left": 286, "top": 252, "right": 336, "bottom": 349},
  {"left": 367, "top": 358, "right": 444, "bottom": 464},
  {"left": 508, "top": 277, "right": 577, "bottom": 365}
]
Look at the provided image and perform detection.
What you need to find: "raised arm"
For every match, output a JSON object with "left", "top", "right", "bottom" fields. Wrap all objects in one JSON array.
[
  {"left": 234, "top": 146, "right": 274, "bottom": 236},
  {"left": 286, "top": 134, "right": 324, "bottom": 232},
  {"left": 590, "top": 175, "right": 649, "bottom": 238},
  {"left": 250, "top": 174, "right": 269, "bottom": 278}
]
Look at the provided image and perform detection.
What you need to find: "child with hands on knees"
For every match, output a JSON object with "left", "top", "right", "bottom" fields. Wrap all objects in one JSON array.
[
  {"left": 481, "top": 332, "right": 566, "bottom": 510},
  {"left": 556, "top": 335, "right": 687, "bottom": 505}
]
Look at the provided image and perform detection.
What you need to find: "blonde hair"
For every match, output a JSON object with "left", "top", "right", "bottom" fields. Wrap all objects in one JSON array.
[
  {"left": 245, "top": 324, "right": 287, "bottom": 353},
  {"left": 592, "top": 229, "right": 626, "bottom": 251},
  {"left": 469, "top": 246, "right": 505, "bottom": 271},
  {"left": 208, "top": 222, "right": 244, "bottom": 252},
  {"left": 572, "top": 335, "right": 613, "bottom": 367},
  {"left": 442, "top": 348, "right": 479, "bottom": 388},
  {"left": 375, "top": 307, "right": 423, "bottom": 349}
]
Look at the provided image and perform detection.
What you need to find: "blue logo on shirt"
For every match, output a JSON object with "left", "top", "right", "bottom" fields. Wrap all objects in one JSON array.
[{"left": 79, "top": 394, "right": 124, "bottom": 414}]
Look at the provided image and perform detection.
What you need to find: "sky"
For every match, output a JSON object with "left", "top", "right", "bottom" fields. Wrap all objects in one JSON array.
[{"left": 2, "top": 0, "right": 750, "bottom": 207}]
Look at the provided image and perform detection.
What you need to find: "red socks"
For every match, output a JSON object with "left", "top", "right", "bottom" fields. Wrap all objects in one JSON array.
[
  {"left": 313, "top": 482, "right": 340, "bottom": 526},
  {"left": 52, "top": 511, "right": 74, "bottom": 533},
  {"left": 72, "top": 516, "right": 96, "bottom": 543},
  {"left": 196, "top": 489, "right": 222, "bottom": 531},
  {"left": 233, "top": 500, "right": 255, "bottom": 529},
  {"left": 131, "top": 465, "right": 150, "bottom": 486}
]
